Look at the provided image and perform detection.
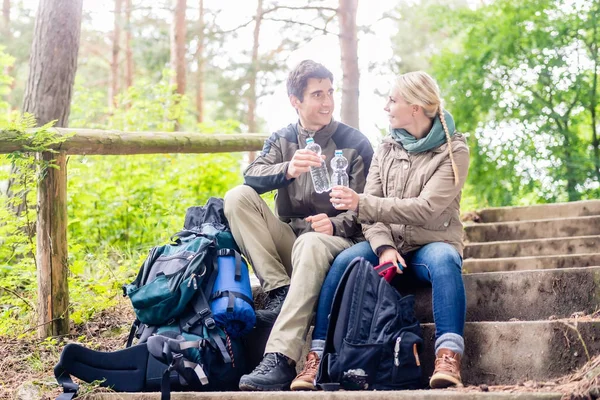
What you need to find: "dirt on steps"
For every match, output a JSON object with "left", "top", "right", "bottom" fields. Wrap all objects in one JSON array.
[{"left": 2, "top": 298, "right": 600, "bottom": 400}]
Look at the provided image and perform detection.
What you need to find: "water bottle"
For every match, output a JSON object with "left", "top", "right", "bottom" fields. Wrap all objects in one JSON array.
[
  {"left": 305, "top": 138, "right": 331, "bottom": 193},
  {"left": 331, "top": 150, "right": 349, "bottom": 207},
  {"left": 331, "top": 150, "right": 349, "bottom": 186}
]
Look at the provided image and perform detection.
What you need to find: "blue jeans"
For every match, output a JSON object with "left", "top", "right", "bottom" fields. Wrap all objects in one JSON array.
[{"left": 313, "top": 241, "right": 466, "bottom": 341}]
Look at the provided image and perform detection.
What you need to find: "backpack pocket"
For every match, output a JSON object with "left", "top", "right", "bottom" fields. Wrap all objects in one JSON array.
[
  {"left": 329, "top": 339, "right": 384, "bottom": 388},
  {"left": 391, "top": 329, "right": 423, "bottom": 389},
  {"left": 127, "top": 251, "right": 206, "bottom": 325}
]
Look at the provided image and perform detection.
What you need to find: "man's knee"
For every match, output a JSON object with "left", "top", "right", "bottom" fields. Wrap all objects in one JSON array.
[
  {"left": 291, "top": 232, "right": 334, "bottom": 269},
  {"left": 224, "top": 185, "right": 259, "bottom": 217}
]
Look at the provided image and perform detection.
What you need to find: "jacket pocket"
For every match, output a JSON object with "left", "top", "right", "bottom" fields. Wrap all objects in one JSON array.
[{"left": 422, "top": 210, "right": 453, "bottom": 231}]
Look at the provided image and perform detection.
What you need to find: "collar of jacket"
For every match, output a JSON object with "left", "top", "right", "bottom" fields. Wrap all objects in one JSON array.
[
  {"left": 382, "top": 132, "right": 465, "bottom": 155},
  {"left": 296, "top": 118, "right": 339, "bottom": 142}
]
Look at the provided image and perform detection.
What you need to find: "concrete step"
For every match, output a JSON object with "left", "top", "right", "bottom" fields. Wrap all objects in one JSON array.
[
  {"left": 474, "top": 199, "right": 600, "bottom": 223},
  {"left": 462, "top": 253, "right": 600, "bottom": 273},
  {"left": 464, "top": 215, "right": 600, "bottom": 243},
  {"left": 421, "top": 319, "right": 600, "bottom": 385},
  {"left": 413, "top": 266, "right": 600, "bottom": 323},
  {"left": 87, "top": 391, "right": 563, "bottom": 399},
  {"left": 463, "top": 235, "right": 600, "bottom": 259},
  {"left": 294, "top": 320, "right": 600, "bottom": 387}
]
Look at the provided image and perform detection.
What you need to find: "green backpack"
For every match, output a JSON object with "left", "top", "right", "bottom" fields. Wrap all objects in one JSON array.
[{"left": 123, "top": 226, "right": 248, "bottom": 394}]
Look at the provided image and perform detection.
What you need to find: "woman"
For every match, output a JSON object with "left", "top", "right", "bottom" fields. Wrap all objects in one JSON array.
[{"left": 292, "top": 71, "right": 470, "bottom": 390}]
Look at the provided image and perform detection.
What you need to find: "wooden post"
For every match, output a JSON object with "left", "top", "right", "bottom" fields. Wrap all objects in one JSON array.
[{"left": 36, "top": 151, "right": 69, "bottom": 337}]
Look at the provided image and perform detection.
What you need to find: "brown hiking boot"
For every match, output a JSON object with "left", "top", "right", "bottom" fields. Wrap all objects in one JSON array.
[
  {"left": 290, "top": 351, "right": 320, "bottom": 391},
  {"left": 429, "top": 348, "right": 463, "bottom": 388}
]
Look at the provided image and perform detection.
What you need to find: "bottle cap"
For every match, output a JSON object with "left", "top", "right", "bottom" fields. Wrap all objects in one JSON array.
[
  {"left": 335, "top": 150, "right": 343, "bottom": 156},
  {"left": 306, "top": 138, "right": 314, "bottom": 143}
]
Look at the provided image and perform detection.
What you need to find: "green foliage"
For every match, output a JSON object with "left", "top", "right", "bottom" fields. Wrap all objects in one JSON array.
[
  {"left": 427, "top": 0, "right": 600, "bottom": 207},
  {"left": 1, "top": 65, "right": 246, "bottom": 337},
  {"left": 0, "top": 112, "right": 71, "bottom": 336}
]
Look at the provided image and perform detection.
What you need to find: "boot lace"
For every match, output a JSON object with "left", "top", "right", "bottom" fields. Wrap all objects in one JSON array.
[
  {"left": 435, "top": 354, "right": 459, "bottom": 374},
  {"left": 255, "top": 353, "right": 284, "bottom": 375},
  {"left": 296, "top": 352, "right": 319, "bottom": 379},
  {"left": 264, "top": 287, "right": 287, "bottom": 311}
]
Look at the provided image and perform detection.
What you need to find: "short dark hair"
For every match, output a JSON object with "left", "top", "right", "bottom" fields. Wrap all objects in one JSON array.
[{"left": 286, "top": 60, "right": 334, "bottom": 102}]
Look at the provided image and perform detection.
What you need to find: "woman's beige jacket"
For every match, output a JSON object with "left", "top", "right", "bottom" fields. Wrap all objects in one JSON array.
[{"left": 358, "top": 133, "right": 470, "bottom": 257}]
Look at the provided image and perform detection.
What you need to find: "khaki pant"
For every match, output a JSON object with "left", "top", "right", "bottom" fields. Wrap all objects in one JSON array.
[{"left": 224, "top": 185, "right": 355, "bottom": 362}]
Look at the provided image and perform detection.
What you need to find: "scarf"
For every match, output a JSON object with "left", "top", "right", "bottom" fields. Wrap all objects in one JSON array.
[{"left": 389, "top": 110, "right": 455, "bottom": 153}]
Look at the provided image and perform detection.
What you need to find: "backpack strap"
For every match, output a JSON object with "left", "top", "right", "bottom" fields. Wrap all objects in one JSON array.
[
  {"left": 126, "top": 318, "right": 157, "bottom": 347},
  {"left": 126, "top": 319, "right": 140, "bottom": 348},
  {"left": 182, "top": 283, "right": 232, "bottom": 364},
  {"left": 54, "top": 363, "right": 79, "bottom": 400},
  {"left": 216, "top": 248, "right": 242, "bottom": 281},
  {"left": 170, "top": 228, "right": 203, "bottom": 244},
  {"left": 210, "top": 290, "right": 254, "bottom": 312}
]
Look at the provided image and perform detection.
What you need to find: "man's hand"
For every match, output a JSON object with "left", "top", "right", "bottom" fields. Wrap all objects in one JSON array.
[
  {"left": 379, "top": 248, "right": 407, "bottom": 274},
  {"left": 329, "top": 185, "right": 359, "bottom": 211},
  {"left": 286, "top": 149, "right": 325, "bottom": 180},
  {"left": 305, "top": 213, "right": 334, "bottom": 236}
]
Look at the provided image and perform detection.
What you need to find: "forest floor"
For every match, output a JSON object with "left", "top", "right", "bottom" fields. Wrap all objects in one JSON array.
[{"left": 1, "top": 297, "right": 600, "bottom": 400}]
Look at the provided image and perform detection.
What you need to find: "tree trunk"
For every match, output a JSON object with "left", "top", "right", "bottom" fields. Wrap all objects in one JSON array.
[
  {"left": 247, "top": 0, "right": 263, "bottom": 162},
  {"left": 110, "top": 0, "right": 123, "bottom": 108},
  {"left": 22, "top": 0, "right": 83, "bottom": 126},
  {"left": 170, "top": 0, "right": 187, "bottom": 95},
  {"left": 124, "top": 0, "right": 133, "bottom": 89},
  {"left": 195, "top": 0, "right": 204, "bottom": 123},
  {"left": 21, "top": 0, "right": 83, "bottom": 338},
  {"left": 36, "top": 152, "right": 69, "bottom": 338},
  {"left": 338, "top": 0, "right": 359, "bottom": 129}
]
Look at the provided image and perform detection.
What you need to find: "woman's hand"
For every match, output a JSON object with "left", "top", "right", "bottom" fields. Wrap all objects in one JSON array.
[
  {"left": 379, "top": 248, "right": 407, "bottom": 274},
  {"left": 329, "top": 185, "right": 359, "bottom": 211}
]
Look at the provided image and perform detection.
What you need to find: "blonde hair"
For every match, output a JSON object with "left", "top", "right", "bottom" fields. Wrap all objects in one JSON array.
[{"left": 393, "top": 71, "right": 459, "bottom": 186}]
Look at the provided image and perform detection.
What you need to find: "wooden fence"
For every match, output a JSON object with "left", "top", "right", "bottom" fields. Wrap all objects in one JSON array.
[{"left": 0, "top": 128, "right": 268, "bottom": 338}]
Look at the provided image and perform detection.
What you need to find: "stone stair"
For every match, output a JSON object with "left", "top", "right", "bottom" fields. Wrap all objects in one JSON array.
[
  {"left": 93, "top": 200, "right": 600, "bottom": 398},
  {"left": 448, "top": 199, "right": 600, "bottom": 386}
]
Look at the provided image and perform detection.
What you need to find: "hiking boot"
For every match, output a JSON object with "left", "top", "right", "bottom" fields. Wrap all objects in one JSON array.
[
  {"left": 256, "top": 285, "right": 289, "bottom": 326},
  {"left": 429, "top": 348, "right": 463, "bottom": 388},
  {"left": 239, "top": 352, "right": 296, "bottom": 391},
  {"left": 290, "top": 351, "right": 320, "bottom": 391}
]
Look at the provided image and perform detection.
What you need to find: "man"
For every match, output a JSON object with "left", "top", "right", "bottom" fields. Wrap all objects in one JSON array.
[{"left": 224, "top": 60, "right": 373, "bottom": 391}]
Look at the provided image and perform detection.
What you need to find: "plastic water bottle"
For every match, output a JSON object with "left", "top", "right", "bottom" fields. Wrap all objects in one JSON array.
[
  {"left": 331, "top": 150, "right": 349, "bottom": 207},
  {"left": 305, "top": 138, "right": 331, "bottom": 193},
  {"left": 331, "top": 150, "right": 349, "bottom": 187}
]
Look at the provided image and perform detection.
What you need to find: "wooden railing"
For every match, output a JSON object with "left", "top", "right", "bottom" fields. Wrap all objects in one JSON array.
[{"left": 0, "top": 128, "right": 268, "bottom": 338}]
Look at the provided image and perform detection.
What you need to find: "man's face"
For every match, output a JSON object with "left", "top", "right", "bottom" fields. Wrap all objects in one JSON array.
[{"left": 291, "top": 78, "right": 334, "bottom": 131}]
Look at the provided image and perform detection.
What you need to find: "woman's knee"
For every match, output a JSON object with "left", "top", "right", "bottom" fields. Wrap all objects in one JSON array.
[
  {"left": 331, "top": 241, "right": 375, "bottom": 270},
  {"left": 421, "top": 243, "right": 462, "bottom": 277}
]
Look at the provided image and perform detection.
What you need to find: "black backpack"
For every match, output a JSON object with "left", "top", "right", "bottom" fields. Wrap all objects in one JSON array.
[
  {"left": 54, "top": 198, "right": 252, "bottom": 400},
  {"left": 316, "top": 256, "right": 424, "bottom": 391}
]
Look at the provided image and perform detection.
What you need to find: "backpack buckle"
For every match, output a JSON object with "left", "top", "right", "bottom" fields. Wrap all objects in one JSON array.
[
  {"left": 197, "top": 308, "right": 216, "bottom": 329},
  {"left": 204, "top": 317, "right": 216, "bottom": 330}
]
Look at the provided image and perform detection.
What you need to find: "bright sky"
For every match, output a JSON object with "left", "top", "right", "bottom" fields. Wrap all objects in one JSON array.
[
  {"left": 32, "top": 0, "right": 397, "bottom": 142},
  {"left": 21, "top": 1, "right": 472, "bottom": 143}
]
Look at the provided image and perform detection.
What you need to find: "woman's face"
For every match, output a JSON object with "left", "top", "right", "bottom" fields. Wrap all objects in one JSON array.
[{"left": 384, "top": 86, "right": 413, "bottom": 130}]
